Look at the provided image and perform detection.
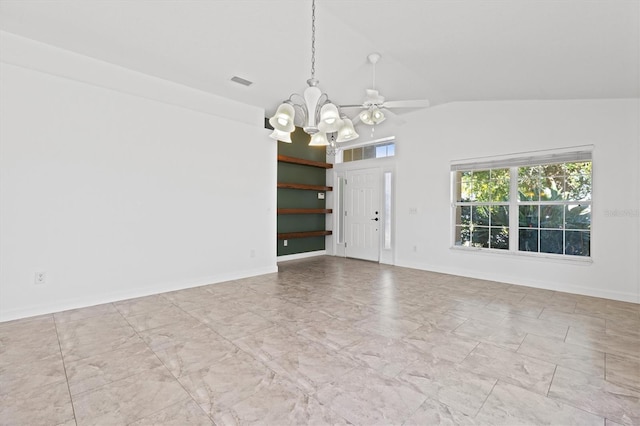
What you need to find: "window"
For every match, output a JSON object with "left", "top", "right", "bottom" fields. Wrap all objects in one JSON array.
[
  {"left": 454, "top": 168, "right": 510, "bottom": 250},
  {"left": 452, "top": 149, "right": 592, "bottom": 258},
  {"left": 337, "top": 177, "right": 345, "bottom": 244},
  {"left": 340, "top": 142, "right": 395, "bottom": 163},
  {"left": 517, "top": 162, "right": 591, "bottom": 256},
  {"left": 384, "top": 172, "right": 392, "bottom": 250}
]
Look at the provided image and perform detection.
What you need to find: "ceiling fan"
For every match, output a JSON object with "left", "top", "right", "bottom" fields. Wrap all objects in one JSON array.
[{"left": 340, "top": 53, "right": 431, "bottom": 125}]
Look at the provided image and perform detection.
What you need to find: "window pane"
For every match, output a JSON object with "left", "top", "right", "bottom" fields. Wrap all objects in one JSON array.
[
  {"left": 518, "top": 166, "right": 540, "bottom": 201},
  {"left": 490, "top": 205, "right": 509, "bottom": 226},
  {"left": 363, "top": 145, "right": 376, "bottom": 159},
  {"left": 343, "top": 149, "right": 352, "bottom": 162},
  {"left": 352, "top": 148, "right": 363, "bottom": 161},
  {"left": 519, "top": 229, "right": 538, "bottom": 252},
  {"left": 387, "top": 144, "right": 395, "bottom": 156},
  {"left": 490, "top": 168, "right": 510, "bottom": 202},
  {"left": 456, "top": 205, "right": 471, "bottom": 226},
  {"left": 565, "top": 204, "right": 591, "bottom": 230},
  {"left": 376, "top": 145, "right": 387, "bottom": 158},
  {"left": 540, "top": 230, "right": 563, "bottom": 254},
  {"left": 519, "top": 205, "right": 539, "bottom": 228},
  {"left": 564, "top": 162, "right": 592, "bottom": 201},
  {"left": 490, "top": 227, "right": 509, "bottom": 249},
  {"left": 459, "top": 171, "right": 473, "bottom": 202},
  {"left": 472, "top": 206, "right": 490, "bottom": 226},
  {"left": 471, "top": 227, "right": 490, "bottom": 248},
  {"left": 455, "top": 225, "right": 471, "bottom": 246},
  {"left": 384, "top": 172, "right": 392, "bottom": 250},
  {"left": 337, "top": 177, "right": 345, "bottom": 244},
  {"left": 540, "top": 164, "right": 564, "bottom": 201},
  {"left": 565, "top": 231, "right": 590, "bottom": 256},
  {"left": 540, "top": 205, "right": 563, "bottom": 228}
]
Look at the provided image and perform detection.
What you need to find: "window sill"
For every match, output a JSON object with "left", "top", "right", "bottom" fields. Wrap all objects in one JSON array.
[{"left": 450, "top": 245, "right": 593, "bottom": 265}]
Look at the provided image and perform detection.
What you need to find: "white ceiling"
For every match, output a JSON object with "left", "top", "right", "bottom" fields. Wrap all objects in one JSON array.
[{"left": 1, "top": 0, "right": 638, "bottom": 117}]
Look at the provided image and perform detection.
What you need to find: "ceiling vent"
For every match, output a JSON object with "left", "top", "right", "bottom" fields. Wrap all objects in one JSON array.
[{"left": 231, "top": 76, "right": 253, "bottom": 86}]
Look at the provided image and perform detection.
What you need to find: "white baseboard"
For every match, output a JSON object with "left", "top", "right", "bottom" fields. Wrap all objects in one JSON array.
[
  {"left": 395, "top": 259, "right": 640, "bottom": 304},
  {"left": 277, "top": 250, "right": 327, "bottom": 262},
  {"left": 0, "top": 265, "right": 278, "bottom": 323}
]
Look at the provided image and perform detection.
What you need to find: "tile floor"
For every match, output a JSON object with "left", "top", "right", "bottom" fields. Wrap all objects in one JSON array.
[{"left": 1, "top": 256, "right": 639, "bottom": 425}]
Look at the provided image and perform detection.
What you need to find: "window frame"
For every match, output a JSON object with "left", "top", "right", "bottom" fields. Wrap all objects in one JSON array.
[{"left": 450, "top": 147, "right": 593, "bottom": 262}]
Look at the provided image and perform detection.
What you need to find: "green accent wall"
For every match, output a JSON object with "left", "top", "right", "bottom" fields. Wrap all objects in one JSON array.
[
  {"left": 277, "top": 126, "right": 328, "bottom": 256},
  {"left": 278, "top": 126, "right": 326, "bottom": 161}
]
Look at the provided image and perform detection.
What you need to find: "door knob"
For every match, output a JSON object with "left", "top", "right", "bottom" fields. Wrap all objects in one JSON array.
[{"left": 371, "top": 218, "right": 379, "bottom": 221}]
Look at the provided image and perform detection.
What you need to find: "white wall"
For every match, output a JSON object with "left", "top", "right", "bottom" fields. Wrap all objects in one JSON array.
[
  {"left": 0, "top": 33, "right": 277, "bottom": 321},
  {"left": 394, "top": 99, "right": 640, "bottom": 303}
]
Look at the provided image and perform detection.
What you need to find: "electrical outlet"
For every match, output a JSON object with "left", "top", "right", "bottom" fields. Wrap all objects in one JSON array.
[
  {"left": 318, "top": 192, "right": 325, "bottom": 200},
  {"left": 34, "top": 271, "right": 46, "bottom": 285}
]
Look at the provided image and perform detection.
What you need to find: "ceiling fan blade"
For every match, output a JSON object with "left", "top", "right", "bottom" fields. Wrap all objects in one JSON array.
[{"left": 383, "top": 99, "right": 431, "bottom": 109}]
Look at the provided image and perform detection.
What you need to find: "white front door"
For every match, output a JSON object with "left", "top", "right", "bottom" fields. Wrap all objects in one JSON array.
[{"left": 345, "top": 168, "right": 381, "bottom": 262}]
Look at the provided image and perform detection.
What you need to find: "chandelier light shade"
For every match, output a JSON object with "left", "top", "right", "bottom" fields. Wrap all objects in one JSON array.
[
  {"left": 308, "top": 132, "right": 330, "bottom": 146},
  {"left": 269, "top": 103, "right": 295, "bottom": 133},
  {"left": 336, "top": 117, "right": 359, "bottom": 142},
  {"left": 269, "top": 128, "right": 292, "bottom": 143},
  {"left": 268, "top": 0, "right": 359, "bottom": 147},
  {"left": 318, "top": 104, "right": 344, "bottom": 133}
]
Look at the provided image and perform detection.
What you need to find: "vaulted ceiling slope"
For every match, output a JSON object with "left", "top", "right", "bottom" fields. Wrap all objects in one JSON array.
[{"left": 1, "top": 0, "right": 638, "bottom": 116}]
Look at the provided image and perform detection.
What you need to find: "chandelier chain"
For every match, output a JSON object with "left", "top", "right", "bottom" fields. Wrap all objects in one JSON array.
[{"left": 311, "top": 0, "right": 316, "bottom": 80}]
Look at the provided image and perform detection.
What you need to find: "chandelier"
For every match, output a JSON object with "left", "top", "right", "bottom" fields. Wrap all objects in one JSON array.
[{"left": 268, "top": 0, "right": 359, "bottom": 147}]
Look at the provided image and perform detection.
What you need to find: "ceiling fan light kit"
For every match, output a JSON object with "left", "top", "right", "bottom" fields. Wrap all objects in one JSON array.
[{"left": 359, "top": 107, "right": 386, "bottom": 125}]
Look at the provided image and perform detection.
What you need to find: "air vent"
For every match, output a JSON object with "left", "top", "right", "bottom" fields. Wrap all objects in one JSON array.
[{"left": 231, "top": 76, "right": 253, "bottom": 86}]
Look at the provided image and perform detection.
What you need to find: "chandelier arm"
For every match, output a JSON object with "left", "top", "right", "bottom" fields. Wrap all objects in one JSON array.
[
  {"left": 293, "top": 92, "right": 317, "bottom": 129},
  {"left": 293, "top": 104, "right": 307, "bottom": 127},
  {"left": 312, "top": 93, "right": 330, "bottom": 125},
  {"left": 288, "top": 94, "right": 306, "bottom": 108}
]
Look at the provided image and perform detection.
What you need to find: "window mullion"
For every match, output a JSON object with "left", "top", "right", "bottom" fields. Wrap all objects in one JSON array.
[{"left": 509, "top": 166, "right": 519, "bottom": 252}]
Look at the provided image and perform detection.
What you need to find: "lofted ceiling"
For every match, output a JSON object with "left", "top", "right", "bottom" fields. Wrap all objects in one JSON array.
[{"left": 1, "top": 0, "right": 638, "bottom": 119}]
